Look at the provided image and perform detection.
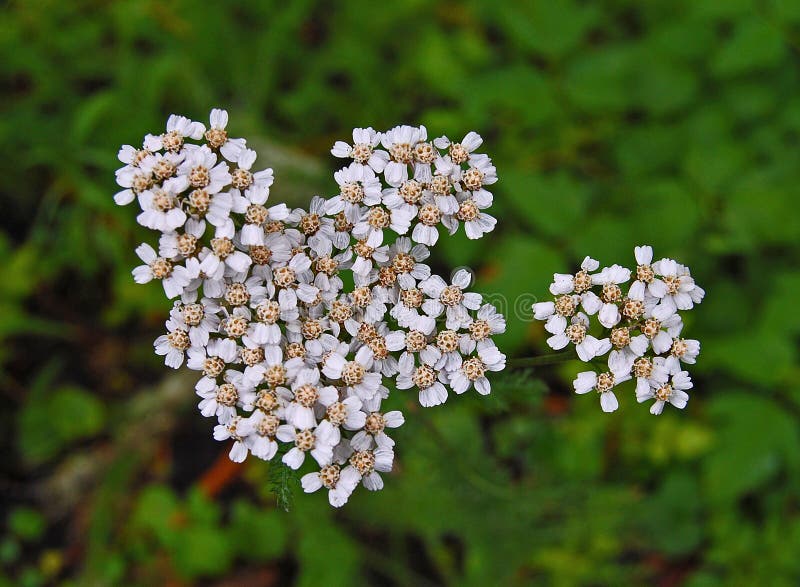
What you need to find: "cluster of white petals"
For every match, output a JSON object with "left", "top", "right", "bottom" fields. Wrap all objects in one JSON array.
[
  {"left": 533, "top": 246, "right": 704, "bottom": 414},
  {"left": 115, "top": 111, "right": 506, "bottom": 506}
]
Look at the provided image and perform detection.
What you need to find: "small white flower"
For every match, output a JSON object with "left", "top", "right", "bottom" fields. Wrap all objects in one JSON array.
[
  {"left": 230, "top": 165, "right": 288, "bottom": 246},
  {"left": 424, "top": 328, "right": 460, "bottom": 374},
  {"left": 317, "top": 394, "right": 366, "bottom": 437},
  {"left": 117, "top": 144, "right": 150, "bottom": 167},
  {"left": 350, "top": 410, "right": 404, "bottom": 450},
  {"left": 546, "top": 313, "right": 611, "bottom": 362},
  {"left": 573, "top": 355, "right": 632, "bottom": 413},
  {"left": 396, "top": 363, "right": 448, "bottom": 407},
  {"left": 380, "top": 237, "right": 431, "bottom": 290},
  {"left": 179, "top": 254, "right": 220, "bottom": 301},
  {"left": 352, "top": 204, "right": 415, "bottom": 244},
  {"left": 196, "top": 377, "right": 241, "bottom": 422},
  {"left": 390, "top": 287, "right": 436, "bottom": 333},
  {"left": 330, "top": 127, "right": 389, "bottom": 173},
  {"left": 301, "top": 197, "right": 338, "bottom": 256},
  {"left": 265, "top": 252, "right": 320, "bottom": 306},
  {"left": 206, "top": 108, "right": 248, "bottom": 162},
  {"left": 153, "top": 317, "right": 192, "bottom": 369},
  {"left": 213, "top": 417, "right": 254, "bottom": 463},
  {"left": 606, "top": 326, "right": 648, "bottom": 371},
  {"left": 327, "top": 163, "right": 383, "bottom": 223},
  {"left": 301, "top": 463, "right": 362, "bottom": 507},
  {"left": 286, "top": 315, "right": 335, "bottom": 359},
  {"left": 132, "top": 243, "right": 191, "bottom": 299},
  {"left": 277, "top": 424, "right": 337, "bottom": 469},
  {"left": 245, "top": 410, "right": 280, "bottom": 461},
  {"left": 637, "top": 367, "right": 692, "bottom": 415},
  {"left": 381, "top": 125, "right": 429, "bottom": 187},
  {"left": 283, "top": 368, "right": 336, "bottom": 430},
  {"left": 159, "top": 218, "right": 206, "bottom": 260},
  {"left": 628, "top": 245, "right": 667, "bottom": 302},
  {"left": 114, "top": 165, "right": 153, "bottom": 206},
  {"left": 460, "top": 303, "right": 505, "bottom": 350},
  {"left": 456, "top": 153, "right": 497, "bottom": 197},
  {"left": 589, "top": 264, "right": 631, "bottom": 328},
  {"left": 663, "top": 337, "right": 701, "bottom": 372},
  {"left": 242, "top": 345, "right": 303, "bottom": 391},
  {"left": 449, "top": 190, "right": 497, "bottom": 239},
  {"left": 322, "top": 345, "right": 381, "bottom": 401},
  {"left": 650, "top": 258, "right": 702, "bottom": 320},
  {"left": 641, "top": 313, "right": 684, "bottom": 355},
  {"left": 170, "top": 298, "right": 220, "bottom": 348},
  {"left": 187, "top": 337, "right": 238, "bottom": 377},
  {"left": 343, "top": 447, "right": 395, "bottom": 491},
  {"left": 420, "top": 269, "right": 482, "bottom": 330},
  {"left": 234, "top": 147, "right": 275, "bottom": 199},
  {"left": 350, "top": 230, "right": 390, "bottom": 276},
  {"left": 533, "top": 294, "right": 581, "bottom": 337},
  {"left": 144, "top": 114, "right": 206, "bottom": 152},
  {"left": 433, "top": 132, "right": 484, "bottom": 164},
  {"left": 198, "top": 237, "right": 252, "bottom": 277},
  {"left": 549, "top": 257, "right": 600, "bottom": 296},
  {"left": 345, "top": 293, "right": 389, "bottom": 337},
  {"left": 178, "top": 145, "right": 232, "bottom": 195},
  {"left": 448, "top": 345, "right": 506, "bottom": 396},
  {"left": 136, "top": 186, "right": 188, "bottom": 233},
  {"left": 410, "top": 193, "right": 446, "bottom": 246}
]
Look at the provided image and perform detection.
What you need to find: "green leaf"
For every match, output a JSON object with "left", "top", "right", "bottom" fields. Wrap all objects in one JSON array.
[
  {"left": 50, "top": 387, "right": 106, "bottom": 442},
  {"left": 130, "top": 484, "right": 180, "bottom": 546},
  {"left": 18, "top": 567, "right": 44, "bottom": 587},
  {"left": 490, "top": 1, "right": 599, "bottom": 59},
  {"left": 501, "top": 171, "right": 590, "bottom": 237},
  {"left": 467, "top": 66, "right": 558, "bottom": 127},
  {"left": 614, "top": 124, "right": 684, "bottom": 177},
  {"left": 703, "top": 394, "right": 800, "bottom": 503},
  {"left": 296, "top": 508, "right": 360, "bottom": 587},
  {"left": 268, "top": 460, "right": 298, "bottom": 512},
  {"left": 171, "top": 526, "right": 233, "bottom": 579},
  {"left": 18, "top": 385, "right": 106, "bottom": 465},
  {"left": 7, "top": 508, "right": 45, "bottom": 542},
  {"left": 639, "top": 472, "right": 704, "bottom": 556},
  {"left": 689, "top": 0, "right": 755, "bottom": 19},
  {"left": 630, "top": 180, "right": 701, "bottom": 250},
  {"left": 480, "top": 236, "right": 564, "bottom": 353},
  {"left": 186, "top": 487, "right": 221, "bottom": 527},
  {"left": 229, "top": 500, "right": 288, "bottom": 561},
  {"left": 683, "top": 141, "right": 747, "bottom": 193},
  {"left": 645, "top": 21, "right": 716, "bottom": 61},
  {"left": 631, "top": 58, "right": 698, "bottom": 115},
  {"left": 721, "top": 182, "right": 800, "bottom": 249},
  {"left": 0, "top": 538, "right": 21, "bottom": 565},
  {"left": 564, "top": 45, "right": 636, "bottom": 112},
  {"left": 703, "top": 331, "right": 794, "bottom": 386},
  {"left": 712, "top": 21, "right": 786, "bottom": 77}
]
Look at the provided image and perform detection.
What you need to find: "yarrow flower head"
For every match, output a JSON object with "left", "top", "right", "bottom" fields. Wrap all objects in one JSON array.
[
  {"left": 115, "top": 109, "right": 506, "bottom": 507},
  {"left": 533, "top": 246, "right": 704, "bottom": 414}
]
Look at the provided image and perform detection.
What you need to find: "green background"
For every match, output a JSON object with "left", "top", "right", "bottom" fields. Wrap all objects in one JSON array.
[{"left": 2, "top": 1, "right": 800, "bottom": 585}]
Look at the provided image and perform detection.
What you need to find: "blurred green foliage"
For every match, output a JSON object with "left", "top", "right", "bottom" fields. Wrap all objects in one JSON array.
[{"left": 2, "top": 0, "right": 800, "bottom": 585}]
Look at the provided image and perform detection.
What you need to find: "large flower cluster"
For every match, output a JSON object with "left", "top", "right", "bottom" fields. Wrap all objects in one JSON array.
[
  {"left": 533, "top": 246, "right": 704, "bottom": 414},
  {"left": 114, "top": 110, "right": 506, "bottom": 506}
]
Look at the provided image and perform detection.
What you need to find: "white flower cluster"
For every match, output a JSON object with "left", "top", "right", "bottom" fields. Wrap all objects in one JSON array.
[
  {"left": 114, "top": 110, "right": 506, "bottom": 506},
  {"left": 533, "top": 246, "right": 704, "bottom": 415}
]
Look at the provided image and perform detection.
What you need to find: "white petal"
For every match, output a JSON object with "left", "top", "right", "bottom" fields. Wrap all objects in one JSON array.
[{"left": 600, "top": 391, "right": 619, "bottom": 413}]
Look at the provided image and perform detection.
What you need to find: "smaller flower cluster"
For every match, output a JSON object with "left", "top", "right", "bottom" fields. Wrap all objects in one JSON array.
[{"left": 533, "top": 246, "right": 704, "bottom": 414}]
